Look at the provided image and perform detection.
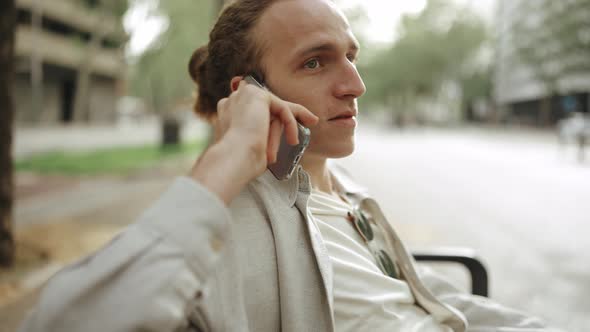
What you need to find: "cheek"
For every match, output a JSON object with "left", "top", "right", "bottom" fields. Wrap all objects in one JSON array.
[
  {"left": 307, "top": 122, "right": 355, "bottom": 150},
  {"left": 308, "top": 123, "right": 326, "bottom": 145},
  {"left": 279, "top": 84, "right": 327, "bottom": 118},
  {"left": 306, "top": 89, "right": 328, "bottom": 118}
]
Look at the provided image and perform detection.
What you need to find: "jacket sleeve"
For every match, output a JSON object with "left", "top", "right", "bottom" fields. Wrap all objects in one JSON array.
[
  {"left": 417, "top": 266, "right": 566, "bottom": 332},
  {"left": 19, "top": 177, "right": 233, "bottom": 332}
]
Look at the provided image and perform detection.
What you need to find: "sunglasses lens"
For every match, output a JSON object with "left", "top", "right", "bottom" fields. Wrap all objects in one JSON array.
[
  {"left": 348, "top": 208, "right": 398, "bottom": 279},
  {"left": 378, "top": 250, "right": 398, "bottom": 279},
  {"left": 356, "top": 210, "right": 374, "bottom": 241}
]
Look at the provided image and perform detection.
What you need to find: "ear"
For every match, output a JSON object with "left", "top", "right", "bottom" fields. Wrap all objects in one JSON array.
[{"left": 230, "top": 76, "right": 244, "bottom": 92}]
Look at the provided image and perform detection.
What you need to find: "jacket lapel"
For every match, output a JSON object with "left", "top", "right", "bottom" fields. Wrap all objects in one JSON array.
[{"left": 251, "top": 169, "right": 335, "bottom": 331}]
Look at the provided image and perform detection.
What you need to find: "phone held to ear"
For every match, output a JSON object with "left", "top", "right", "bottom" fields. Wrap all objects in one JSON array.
[{"left": 243, "top": 75, "right": 311, "bottom": 181}]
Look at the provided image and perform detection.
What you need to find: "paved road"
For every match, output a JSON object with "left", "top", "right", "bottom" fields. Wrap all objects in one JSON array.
[{"left": 339, "top": 125, "right": 590, "bottom": 331}]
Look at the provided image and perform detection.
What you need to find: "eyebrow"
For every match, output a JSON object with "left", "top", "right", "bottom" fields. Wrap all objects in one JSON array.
[{"left": 294, "top": 39, "right": 360, "bottom": 60}]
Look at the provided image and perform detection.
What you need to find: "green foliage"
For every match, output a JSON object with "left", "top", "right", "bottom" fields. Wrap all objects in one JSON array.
[
  {"left": 130, "top": 0, "right": 215, "bottom": 114},
  {"left": 106, "top": 0, "right": 130, "bottom": 18},
  {"left": 79, "top": 0, "right": 128, "bottom": 18},
  {"left": 512, "top": 0, "right": 590, "bottom": 94},
  {"left": 16, "top": 141, "right": 205, "bottom": 176},
  {"left": 460, "top": 66, "right": 493, "bottom": 103},
  {"left": 358, "top": 0, "right": 489, "bottom": 117}
]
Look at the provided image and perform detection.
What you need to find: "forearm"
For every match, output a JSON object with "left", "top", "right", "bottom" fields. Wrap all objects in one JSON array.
[{"left": 20, "top": 178, "right": 233, "bottom": 332}]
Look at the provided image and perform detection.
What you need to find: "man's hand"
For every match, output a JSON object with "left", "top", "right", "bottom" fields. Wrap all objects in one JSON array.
[{"left": 190, "top": 79, "right": 318, "bottom": 204}]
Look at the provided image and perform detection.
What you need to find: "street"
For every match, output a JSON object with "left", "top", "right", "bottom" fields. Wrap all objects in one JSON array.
[{"left": 339, "top": 124, "right": 590, "bottom": 331}]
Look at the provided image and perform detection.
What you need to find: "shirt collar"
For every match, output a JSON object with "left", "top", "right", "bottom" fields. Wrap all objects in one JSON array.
[
  {"left": 328, "top": 161, "right": 368, "bottom": 196},
  {"left": 255, "top": 162, "right": 367, "bottom": 207}
]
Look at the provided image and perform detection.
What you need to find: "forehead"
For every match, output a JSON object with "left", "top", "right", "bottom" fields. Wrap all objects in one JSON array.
[{"left": 254, "top": 0, "right": 356, "bottom": 62}]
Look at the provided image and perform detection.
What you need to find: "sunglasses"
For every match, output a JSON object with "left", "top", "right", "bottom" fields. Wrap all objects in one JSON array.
[{"left": 347, "top": 207, "right": 400, "bottom": 280}]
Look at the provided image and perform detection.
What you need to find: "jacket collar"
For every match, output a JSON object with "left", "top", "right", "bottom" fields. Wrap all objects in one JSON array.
[{"left": 256, "top": 167, "right": 307, "bottom": 207}]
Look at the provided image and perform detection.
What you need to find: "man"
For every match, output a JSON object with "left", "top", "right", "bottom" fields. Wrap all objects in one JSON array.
[{"left": 20, "top": 0, "right": 562, "bottom": 331}]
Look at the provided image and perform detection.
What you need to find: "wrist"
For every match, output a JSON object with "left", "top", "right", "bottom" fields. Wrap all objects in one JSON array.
[{"left": 189, "top": 136, "right": 262, "bottom": 205}]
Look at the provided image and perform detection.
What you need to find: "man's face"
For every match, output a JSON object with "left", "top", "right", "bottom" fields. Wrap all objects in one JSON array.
[{"left": 254, "top": 0, "right": 366, "bottom": 160}]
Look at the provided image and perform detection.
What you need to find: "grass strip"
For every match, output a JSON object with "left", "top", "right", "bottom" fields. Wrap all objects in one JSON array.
[{"left": 16, "top": 141, "right": 204, "bottom": 176}]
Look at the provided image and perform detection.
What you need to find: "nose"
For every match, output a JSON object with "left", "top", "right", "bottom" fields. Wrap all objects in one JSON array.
[{"left": 334, "top": 60, "right": 366, "bottom": 99}]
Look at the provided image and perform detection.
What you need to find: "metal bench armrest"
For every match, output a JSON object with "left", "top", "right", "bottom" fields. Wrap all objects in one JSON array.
[{"left": 412, "top": 247, "right": 489, "bottom": 297}]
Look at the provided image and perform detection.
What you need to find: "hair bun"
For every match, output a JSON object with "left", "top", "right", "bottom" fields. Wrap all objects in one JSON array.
[{"left": 188, "top": 45, "right": 209, "bottom": 84}]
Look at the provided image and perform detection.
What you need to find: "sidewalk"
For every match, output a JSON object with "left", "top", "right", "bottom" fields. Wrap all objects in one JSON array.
[{"left": 13, "top": 117, "right": 209, "bottom": 159}]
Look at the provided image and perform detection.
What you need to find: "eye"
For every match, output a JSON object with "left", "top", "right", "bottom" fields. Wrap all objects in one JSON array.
[
  {"left": 347, "top": 53, "right": 358, "bottom": 63},
  {"left": 303, "top": 58, "right": 321, "bottom": 69}
]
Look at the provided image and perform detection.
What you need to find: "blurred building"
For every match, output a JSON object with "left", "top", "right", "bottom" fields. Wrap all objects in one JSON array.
[
  {"left": 14, "top": 0, "right": 127, "bottom": 125},
  {"left": 494, "top": 0, "right": 590, "bottom": 126}
]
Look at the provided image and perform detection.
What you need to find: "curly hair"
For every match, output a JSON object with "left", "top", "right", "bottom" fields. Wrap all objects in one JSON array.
[{"left": 188, "top": 0, "right": 276, "bottom": 119}]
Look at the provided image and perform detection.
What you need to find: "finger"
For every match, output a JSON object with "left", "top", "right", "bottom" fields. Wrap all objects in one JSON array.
[
  {"left": 216, "top": 98, "right": 230, "bottom": 125},
  {"left": 267, "top": 118, "right": 283, "bottom": 164},
  {"left": 217, "top": 97, "right": 228, "bottom": 110},
  {"left": 269, "top": 96, "right": 299, "bottom": 145},
  {"left": 237, "top": 79, "right": 248, "bottom": 90},
  {"left": 216, "top": 98, "right": 228, "bottom": 121},
  {"left": 288, "top": 102, "right": 319, "bottom": 127}
]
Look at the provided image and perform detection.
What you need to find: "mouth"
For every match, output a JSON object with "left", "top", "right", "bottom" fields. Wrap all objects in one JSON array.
[
  {"left": 327, "top": 111, "right": 358, "bottom": 128},
  {"left": 328, "top": 111, "right": 357, "bottom": 121},
  {"left": 330, "top": 115, "right": 355, "bottom": 121}
]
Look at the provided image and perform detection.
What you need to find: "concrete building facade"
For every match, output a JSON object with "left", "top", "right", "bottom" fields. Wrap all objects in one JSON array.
[
  {"left": 494, "top": 0, "right": 590, "bottom": 126},
  {"left": 14, "top": 0, "right": 126, "bottom": 126}
]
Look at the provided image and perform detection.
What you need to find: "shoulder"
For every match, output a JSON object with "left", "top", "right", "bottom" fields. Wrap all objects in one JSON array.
[
  {"left": 228, "top": 169, "right": 301, "bottom": 222},
  {"left": 228, "top": 185, "right": 263, "bottom": 219},
  {"left": 227, "top": 171, "right": 288, "bottom": 216}
]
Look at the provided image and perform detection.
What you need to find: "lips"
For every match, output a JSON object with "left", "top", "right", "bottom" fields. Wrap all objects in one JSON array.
[{"left": 329, "top": 110, "right": 357, "bottom": 121}]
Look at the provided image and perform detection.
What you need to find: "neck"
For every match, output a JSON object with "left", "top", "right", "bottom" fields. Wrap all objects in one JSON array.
[{"left": 300, "top": 155, "right": 334, "bottom": 194}]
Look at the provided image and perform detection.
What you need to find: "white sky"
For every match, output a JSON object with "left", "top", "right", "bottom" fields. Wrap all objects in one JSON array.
[
  {"left": 338, "top": 0, "right": 427, "bottom": 43},
  {"left": 124, "top": 0, "right": 496, "bottom": 56},
  {"left": 123, "top": 0, "right": 167, "bottom": 57}
]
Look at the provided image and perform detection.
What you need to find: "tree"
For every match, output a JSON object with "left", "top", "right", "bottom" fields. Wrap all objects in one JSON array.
[
  {"left": 0, "top": 0, "right": 16, "bottom": 266},
  {"left": 129, "top": 0, "right": 216, "bottom": 146},
  {"left": 358, "top": 0, "right": 488, "bottom": 125},
  {"left": 512, "top": 0, "right": 590, "bottom": 125},
  {"left": 130, "top": 0, "right": 215, "bottom": 141}
]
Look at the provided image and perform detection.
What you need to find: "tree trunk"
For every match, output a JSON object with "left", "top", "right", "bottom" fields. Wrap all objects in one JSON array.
[
  {"left": 539, "top": 95, "right": 552, "bottom": 127},
  {"left": 0, "top": 0, "right": 16, "bottom": 267},
  {"left": 160, "top": 115, "right": 181, "bottom": 147},
  {"left": 577, "top": 134, "right": 586, "bottom": 163}
]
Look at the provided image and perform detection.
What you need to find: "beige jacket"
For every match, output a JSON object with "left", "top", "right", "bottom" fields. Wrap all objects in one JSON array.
[{"left": 19, "top": 165, "right": 556, "bottom": 332}]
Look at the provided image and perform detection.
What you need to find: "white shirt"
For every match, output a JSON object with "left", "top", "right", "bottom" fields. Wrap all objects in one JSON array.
[{"left": 308, "top": 189, "right": 452, "bottom": 332}]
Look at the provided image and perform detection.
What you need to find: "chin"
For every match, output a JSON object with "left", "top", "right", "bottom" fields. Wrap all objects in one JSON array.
[
  {"left": 312, "top": 143, "right": 355, "bottom": 159},
  {"left": 331, "top": 145, "right": 355, "bottom": 158}
]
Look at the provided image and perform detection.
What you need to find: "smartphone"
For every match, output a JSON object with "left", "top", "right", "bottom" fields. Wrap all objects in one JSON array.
[{"left": 243, "top": 75, "right": 311, "bottom": 181}]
